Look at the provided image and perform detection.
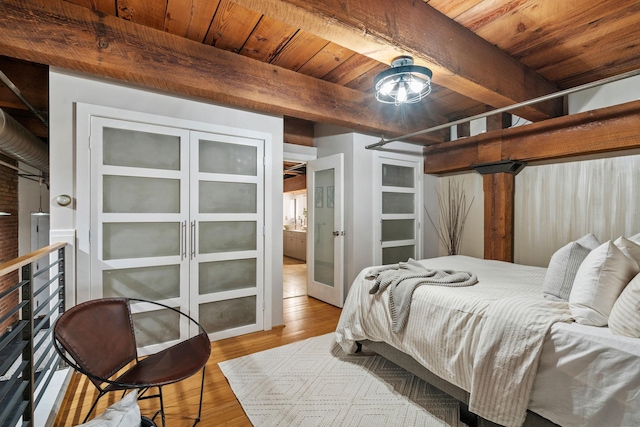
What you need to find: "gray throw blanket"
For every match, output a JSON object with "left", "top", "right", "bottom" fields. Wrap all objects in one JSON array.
[{"left": 366, "top": 259, "right": 478, "bottom": 333}]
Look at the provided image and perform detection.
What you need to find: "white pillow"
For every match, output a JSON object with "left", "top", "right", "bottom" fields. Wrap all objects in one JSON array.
[
  {"left": 76, "top": 390, "right": 140, "bottom": 427},
  {"left": 569, "top": 241, "right": 639, "bottom": 326},
  {"left": 543, "top": 244, "right": 591, "bottom": 301},
  {"left": 609, "top": 272, "right": 640, "bottom": 338},
  {"left": 542, "top": 233, "right": 600, "bottom": 302},
  {"left": 629, "top": 232, "right": 640, "bottom": 245},
  {"left": 614, "top": 236, "right": 640, "bottom": 267}
]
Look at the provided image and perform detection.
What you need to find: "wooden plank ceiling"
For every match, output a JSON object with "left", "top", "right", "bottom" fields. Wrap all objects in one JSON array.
[{"left": 1, "top": 0, "right": 639, "bottom": 151}]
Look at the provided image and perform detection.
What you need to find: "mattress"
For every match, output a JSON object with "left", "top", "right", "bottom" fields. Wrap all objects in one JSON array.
[
  {"left": 531, "top": 321, "right": 640, "bottom": 427},
  {"left": 336, "top": 255, "right": 640, "bottom": 427}
]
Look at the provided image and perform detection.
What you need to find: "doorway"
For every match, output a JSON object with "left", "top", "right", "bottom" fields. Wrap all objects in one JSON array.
[
  {"left": 283, "top": 256, "right": 307, "bottom": 298},
  {"left": 283, "top": 172, "right": 308, "bottom": 299}
]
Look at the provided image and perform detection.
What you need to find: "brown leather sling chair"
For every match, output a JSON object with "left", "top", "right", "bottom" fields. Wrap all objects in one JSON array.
[{"left": 53, "top": 298, "right": 211, "bottom": 426}]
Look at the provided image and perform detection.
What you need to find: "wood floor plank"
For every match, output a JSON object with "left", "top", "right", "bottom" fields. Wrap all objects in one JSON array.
[{"left": 53, "top": 296, "right": 342, "bottom": 426}]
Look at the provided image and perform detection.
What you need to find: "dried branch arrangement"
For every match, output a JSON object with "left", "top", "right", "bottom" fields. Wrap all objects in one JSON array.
[{"left": 425, "top": 179, "right": 475, "bottom": 255}]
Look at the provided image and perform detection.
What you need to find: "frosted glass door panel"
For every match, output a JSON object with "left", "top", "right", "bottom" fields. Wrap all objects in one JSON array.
[
  {"left": 382, "top": 220, "right": 415, "bottom": 241},
  {"left": 199, "top": 296, "right": 256, "bottom": 333},
  {"left": 383, "top": 245, "right": 415, "bottom": 264},
  {"left": 103, "top": 127, "right": 180, "bottom": 170},
  {"left": 382, "top": 164, "right": 414, "bottom": 188},
  {"left": 306, "top": 154, "right": 344, "bottom": 308},
  {"left": 376, "top": 155, "right": 422, "bottom": 266},
  {"left": 133, "top": 308, "right": 180, "bottom": 347},
  {"left": 199, "top": 222, "right": 257, "bottom": 253},
  {"left": 382, "top": 192, "right": 414, "bottom": 214},
  {"left": 313, "top": 169, "right": 335, "bottom": 287},
  {"left": 199, "top": 259, "right": 257, "bottom": 294},
  {"left": 103, "top": 222, "right": 180, "bottom": 260},
  {"left": 199, "top": 182, "right": 257, "bottom": 213},
  {"left": 199, "top": 140, "right": 257, "bottom": 176},
  {"left": 103, "top": 265, "right": 180, "bottom": 300},
  {"left": 103, "top": 175, "right": 180, "bottom": 213}
]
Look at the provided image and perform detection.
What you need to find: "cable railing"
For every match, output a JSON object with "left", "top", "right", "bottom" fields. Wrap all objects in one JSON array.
[{"left": 0, "top": 242, "right": 67, "bottom": 427}]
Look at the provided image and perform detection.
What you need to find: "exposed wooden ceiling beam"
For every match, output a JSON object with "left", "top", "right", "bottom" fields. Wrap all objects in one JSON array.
[
  {"left": 232, "top": 0, "right": 563, "bottom": 122},
  {"left": 0, "top": 0, "right": 445, "bottom": 143},
  {"left": 424, "top": 99, "right": 640, "bottom": 174},
  {"left": 284, "top": 117, "right": 314, "bottom": 147}
]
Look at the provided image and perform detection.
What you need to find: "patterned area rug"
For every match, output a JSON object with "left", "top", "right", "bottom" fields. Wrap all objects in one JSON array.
[{"left": 219, "top": 333, "right": 462, "bottom": 426}]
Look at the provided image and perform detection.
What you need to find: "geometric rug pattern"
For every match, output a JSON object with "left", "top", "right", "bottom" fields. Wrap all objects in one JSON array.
[{"left": 219, "top": 333, "right": 463, "bottom": 426}]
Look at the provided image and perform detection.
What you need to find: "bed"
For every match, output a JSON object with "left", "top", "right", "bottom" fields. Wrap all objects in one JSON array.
[{"left": 335, "top": 255, "right": 640, "bottom": 427}]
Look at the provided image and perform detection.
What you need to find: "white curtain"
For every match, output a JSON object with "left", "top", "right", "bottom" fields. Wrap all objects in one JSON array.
[{"left": 514, "top": 154, "right": 640, "bottom": 267}]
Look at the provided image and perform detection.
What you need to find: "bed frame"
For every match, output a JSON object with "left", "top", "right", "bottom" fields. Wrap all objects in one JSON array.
[{"left": 358, "top": 340, "right": 558, "bottom": 427}]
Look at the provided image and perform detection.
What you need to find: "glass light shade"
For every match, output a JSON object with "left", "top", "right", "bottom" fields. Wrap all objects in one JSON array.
[
  {"left": 374, "top": 56, "right": 432, "bottom": 106},
  {"left": 380, "top": 81, "right": 395, "bottom": 96},
  {"left": 409, "top": 80, "right": 425, "bottom": 93},
  {"left": 396, "top": 84, "right": 408, "bottom": 103}
]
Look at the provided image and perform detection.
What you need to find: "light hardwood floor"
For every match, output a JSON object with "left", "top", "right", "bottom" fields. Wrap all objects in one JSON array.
[
  {"left": 54, "top": 296, "right": 342, "bottom": 426},
  {"left": 283, "top": 256, "right": 307, "bottom": 298}
]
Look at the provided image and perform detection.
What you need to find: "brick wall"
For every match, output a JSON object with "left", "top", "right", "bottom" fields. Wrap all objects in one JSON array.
[{"left": 0, "top": 153, "right": 19, "bottom": 334}]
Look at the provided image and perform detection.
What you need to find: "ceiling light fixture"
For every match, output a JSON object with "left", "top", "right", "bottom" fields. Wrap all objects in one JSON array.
[
  {"left": 374, "top": 56, "right": 432, "bottom": 106},
  {"left": 31, "top": 176, "right": 49, "bottom": 217}
]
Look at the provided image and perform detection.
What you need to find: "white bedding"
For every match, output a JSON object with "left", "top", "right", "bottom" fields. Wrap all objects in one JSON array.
[
  {"left": 336, "top": 255, "right": 549, "bottom": 389},
  {"left": 531, "top": 322, "right": 640, "bottom": 427},
  {"left": 335, "top": 255, "right": 640, "bottom": 427}
]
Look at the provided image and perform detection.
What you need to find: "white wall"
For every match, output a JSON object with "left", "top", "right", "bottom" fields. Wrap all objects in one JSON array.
[
  {"left": 569, "top": 74, "right": 640, "bottom": 113},
  {"left": 48, "top": 68, "right": 284, "bottom": 326}
]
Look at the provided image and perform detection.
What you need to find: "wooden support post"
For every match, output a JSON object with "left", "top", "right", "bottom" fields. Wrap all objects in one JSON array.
[
  {"left": 481, "top": 111, "right": 515, "bottom": 262},
  {"left": 486, "top": 111, "right": 512, "bottom": 131},
  {"left": 483, "top": 173, "right": 515, "bottom": 262}
]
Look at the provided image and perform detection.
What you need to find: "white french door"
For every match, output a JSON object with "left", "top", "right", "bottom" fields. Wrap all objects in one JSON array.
[
  {"left": 374, "top": 155, "right": 423, "bottom": 265},
  {"left": 189, "top": 131, "right": 264, "bottom": 341},
  {"left": 90, "top": 117, "right": 264, "bottom": 352},
  {"left": 306, "top": 154, "right": 344, "bottom": 308}
]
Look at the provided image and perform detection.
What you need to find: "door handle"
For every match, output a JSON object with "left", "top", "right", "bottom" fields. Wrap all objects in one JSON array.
[
  {"left": 333, "top": 231, "right": 345, "bottom": 236},
  {"left": 181, "top": 221, "right": 187, "bottom": 260},
  {"left": 190, "top": 220, "right": 196, "bottom": 259}
]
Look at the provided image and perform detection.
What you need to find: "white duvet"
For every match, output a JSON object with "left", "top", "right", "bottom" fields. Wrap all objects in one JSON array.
[
  {"left": 335, "top": 256, "right": 640, "bottom": 427},
  {"left": 532, "top": 322, "right": 640, "bottom": 427}
]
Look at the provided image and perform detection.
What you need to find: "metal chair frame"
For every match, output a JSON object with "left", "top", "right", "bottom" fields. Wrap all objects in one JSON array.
[{"left": 53, "top": 298, "right": 210, "bottom": 427}]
